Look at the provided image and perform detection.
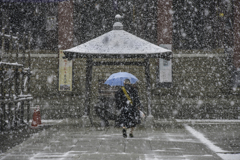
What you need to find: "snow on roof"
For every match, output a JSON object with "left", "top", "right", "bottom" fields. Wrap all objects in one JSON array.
[
  {"left": 0, "top": 62, "right": 23, "bottom": 67},
  {"left": 63, "top": 15, "right": 171, "bottom": 60},
  {"left": 64, "top": 29, "right": 171, "bottom": 56}
]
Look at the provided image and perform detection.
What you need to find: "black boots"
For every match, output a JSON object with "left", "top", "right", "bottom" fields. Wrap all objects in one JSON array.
[
  {"left": 129, "top": 133, "right": 134, "bottom": 138},
  {"left": 123, "top": 128, "right": 134, "bottom": 138},
  {"left": 123, "top": 129, "right": 127, "bottom": 138}
]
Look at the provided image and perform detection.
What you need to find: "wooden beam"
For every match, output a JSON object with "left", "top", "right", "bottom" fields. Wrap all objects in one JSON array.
[
  {"left": 63, "top": 52, "right": 172, "bottom": 61},
  {"left": 92, "top": 61, "right": 145, "bottom": 66},
  {"left": 84, "top": 57, "right": 93, "bottom": 116},
  {"left": 144, "top": 57, "right": 152, "bottom": 116}
]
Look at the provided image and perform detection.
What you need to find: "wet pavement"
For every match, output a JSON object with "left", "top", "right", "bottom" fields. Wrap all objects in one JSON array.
[
  {"left": 0, "top": 125, "right": 51, "bottom": 153},
  {"left": 189, "top": 123, "right": 240, "bottom": 153},
  {"left": 0, "top": 119, "right": 232, "bottom": 160}
]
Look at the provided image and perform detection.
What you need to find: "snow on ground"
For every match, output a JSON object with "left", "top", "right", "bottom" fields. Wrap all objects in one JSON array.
[
  {"left": 177, "top": 119, "right": 240, "bottom": 124},
  {"left": 219, "top": 154, "right": 240, "bottom": 160},
  {"left": 184, "top": 124, "right": 225, "bottom": 152},
  {"left": 185, "top": 124, "right": 240, "bottom": 160},
  {"left": 40, "top": 119, "right": 63, "bottom": 125}
]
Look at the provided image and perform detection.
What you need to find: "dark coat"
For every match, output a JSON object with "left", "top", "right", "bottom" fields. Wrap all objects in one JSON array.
[{"left": 115, "top": 84, "right": 141, "bottom": 128}]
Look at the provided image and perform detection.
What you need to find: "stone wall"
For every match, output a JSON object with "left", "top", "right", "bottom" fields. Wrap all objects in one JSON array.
[
  {"left": 26, "top": 50, "right": 240, "bottom": 120},
  {"left": 151, "top": 50, "right": 240, "bottom": 120},
  {"left": 30, "top": 54, "right": 85, "bottom": 119}
]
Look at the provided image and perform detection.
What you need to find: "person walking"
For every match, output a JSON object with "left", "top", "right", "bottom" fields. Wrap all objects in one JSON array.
[{"left": 115, "top": 79, "right": 142, "bottom": 138}]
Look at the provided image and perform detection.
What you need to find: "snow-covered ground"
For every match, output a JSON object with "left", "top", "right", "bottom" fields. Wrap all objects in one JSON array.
[
  {"left": 1, "top": 119, "right": 239, "bottom": 160},
  {"left": 41, "top": 119, "right": 64, "bottom": 125},
  {"left": 177, "top": 119, "right": 240, "bottom": 124},
  {"left": 185, "top": 124, "right": 240, "bottom": 160}
]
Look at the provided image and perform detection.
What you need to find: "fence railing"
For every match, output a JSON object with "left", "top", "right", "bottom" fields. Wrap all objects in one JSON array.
[{"left": 0, "top": 27, "right": 32, "bottom": 131}]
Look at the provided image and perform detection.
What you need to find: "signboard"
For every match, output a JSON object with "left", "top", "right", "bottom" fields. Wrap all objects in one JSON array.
[
  {"left": 46, "top": 16, "right": 57, "bottom": 31},
  {"left": 237, "top": 68, "right": 240, "bottom": 86},
  {"left": 232, "top": 68, "right": 240, "bottom": 88},
  {"left": 157, "top": 44, "right": 172, "bottom": 88},
  {"left": 59, "top": 50, "right": 72, "bottom": 91},
  {"left": 159, "top": 58, "right": 172, "bottom": 83}
]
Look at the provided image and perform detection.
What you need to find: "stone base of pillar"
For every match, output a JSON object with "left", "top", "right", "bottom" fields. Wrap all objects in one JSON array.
[
  {"left": 145, "top": 115, "right": 154, "bottom": 128},
  {"left": 80, "top": 115, "right": 91, "bottom": 127}
]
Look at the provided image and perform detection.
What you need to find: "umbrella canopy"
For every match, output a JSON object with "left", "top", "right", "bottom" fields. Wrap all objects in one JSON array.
[{"left": 104, "top": 72, "right": 139, "bottom": 86}]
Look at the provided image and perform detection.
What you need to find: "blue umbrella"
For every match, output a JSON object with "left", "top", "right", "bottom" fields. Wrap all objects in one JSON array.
[{"left": 104, "top": 72, "right": 139, "bottom": 86}]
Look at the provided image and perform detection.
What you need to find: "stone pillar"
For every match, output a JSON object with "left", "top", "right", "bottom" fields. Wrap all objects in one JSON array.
[
  {"left": 154, "top": 0, "right": 173, "bottom": 125},
  {"left": 157, "top": 0, "right": 173, "bottom": 46},
  {"left": 233, "top": 1, "right": 240, "bottom": 68},
  {"left": 58, "top": 0, "right": 73, "bottom": 50}
]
